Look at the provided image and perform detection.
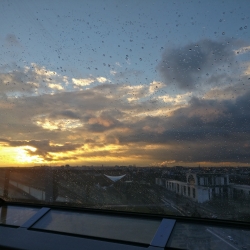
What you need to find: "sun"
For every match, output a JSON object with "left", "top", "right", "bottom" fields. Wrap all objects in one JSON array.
[
  {"left": 14, "top": 146, "right": 44, "bottom": 164},
  {"left": 0, "top": 145, "right": 44, "bottom": 166}
]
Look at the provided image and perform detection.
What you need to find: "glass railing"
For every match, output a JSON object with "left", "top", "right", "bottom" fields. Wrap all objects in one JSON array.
[{"left": 1, "top": 166, "right": 250, "bottom": 224}]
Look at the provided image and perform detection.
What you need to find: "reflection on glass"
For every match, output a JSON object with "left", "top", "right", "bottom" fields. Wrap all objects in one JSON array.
[
  {"left": 167, "top": 222, "right": 250, "bottom": 250},
  {"left": 32, "top": 210, "right": 161, "bottom": 244},
  {"left": 0, "top": 206, "right": 38, "bottom": 226}
]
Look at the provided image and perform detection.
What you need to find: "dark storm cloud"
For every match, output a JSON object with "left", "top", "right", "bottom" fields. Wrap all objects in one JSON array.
[
  {"left": 157, "top": 39, "right": 237, "bottom": 90},
  {"left": 116, "top": 90, "right": 250, "bottom": 163}
]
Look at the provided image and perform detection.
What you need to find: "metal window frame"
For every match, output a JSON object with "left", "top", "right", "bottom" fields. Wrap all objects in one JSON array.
[
  {"left": 1, "top": 200, "right": 250, "bottom": 250},
  {"left": 0, "top": 201, "right": 178, "bottom": 250}
]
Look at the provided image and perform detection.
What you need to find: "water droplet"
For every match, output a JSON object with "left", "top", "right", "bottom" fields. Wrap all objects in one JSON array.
[
  {"left": 222, "top": 32, "right": 225, "bottom": 35},
  {"left": 239, "top": 27, "right": 243, "bottom": 30},
  {"left": 189, "top": 49, "right": 192, "bottom": 51},
  {"left": 197, "top": 68, "right": 201, "bottom": 70},
  {"left": 139, "top": 58, "right": 142, "bottom": 61},
  {"left": 244, "top": 26, "right": 247, "bottom": 29}
]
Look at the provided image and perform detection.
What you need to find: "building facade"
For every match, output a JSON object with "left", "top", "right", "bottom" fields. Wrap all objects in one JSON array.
[{"left": 156, "top": 172, "right": 230, "bottom": 203}]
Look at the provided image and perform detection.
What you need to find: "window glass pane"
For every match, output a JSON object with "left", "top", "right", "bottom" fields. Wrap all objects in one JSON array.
[
  {"left": 167, "top": 222, "right": 250, "bottom": 250},
  {"left": 0, "top": 206, "right": 38, "bottom": 226},
  {"left": 0, "top": 0, "right": 249, "bottom": 224},
  {"left": 3, "top": 169, "right": 47, "bottom": 202},
  {"left": 32, "top": 210, "right": 161, "bottom": 244}
]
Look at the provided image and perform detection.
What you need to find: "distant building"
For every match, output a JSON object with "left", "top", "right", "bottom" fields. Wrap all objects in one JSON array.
[
  {"left": 156, "top": 171, "right": 230, "bottom": 203},
  {"left": 232, "top": 184, "right": 250, "bottom": 200}
]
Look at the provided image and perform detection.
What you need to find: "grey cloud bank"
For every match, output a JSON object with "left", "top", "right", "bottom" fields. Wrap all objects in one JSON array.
[{"left": 157, "top": 39, "right": 242, "bottom": 90}]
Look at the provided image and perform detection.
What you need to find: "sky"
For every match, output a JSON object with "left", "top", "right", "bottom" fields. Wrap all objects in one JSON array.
[{"left": 0, "top": 0, "right": 250, "bottom": 167}]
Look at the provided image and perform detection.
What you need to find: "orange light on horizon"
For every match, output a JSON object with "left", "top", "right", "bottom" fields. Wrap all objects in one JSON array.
[{"left": 0, "top": 145, "right": 44, "bottom": 166}]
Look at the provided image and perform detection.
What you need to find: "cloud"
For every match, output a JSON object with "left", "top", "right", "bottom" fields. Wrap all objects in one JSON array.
[
  {"left": 0, "top": 63, "right": 110, "bottom": 98},
  {"left": 96, "top": 77, "right": 108, "bottom": 83},
  {"left": 149, "top": 81, "right": 165, "bottom": 94},
  {"left": 0, "top": 63, "right": 68, "bottom": 96},
  {"left": 157, "top": 39, "right": 238, "bottom": 90},
  {"left": 72, "top": 76, "right": 108, "bottom": 87},
  {"left": 0, "top": 139, "right": 83, "bottom": 161},
  {"left": 244, "top": 63, "right": 250, "bottom": 76},
  {"left": 87, "top": 114, "right": 123, "bottom": 132},
  {"left": 49, "top": 110, "right": 81, "bottom": 119},
  {"left": 5, "top": 34, "right": 20, "bottom": 46},
  {"left": 0, "top": 69, "right": 37, "bottom": 94},
  {"left": 33, "top": 117, "right": 83, "bottom": 131},
  {"left": 110, "top": 69, "right": 143, "bottom": 80},
  {"left": 0, "top": 57, "right": 249, "bottom": 166},
  {"left": 204, "top": 83, "right": 250, "bottom": 101},
  {"left": 72, "top": 78, "right": 94, "bottom": 86},
  {"left": 110, "top": 70, "right": 117, "bottom": 76},
  {"left": 158, "top": 92, "right": 191, "bottom": 105},
  {"left": 48, "top": 83, "right": 64, "bottom": 90},
  {"left": 122, "top": 85, "right": 148, "bottom": 101},
  {"left": 113, "top": 90, "right": 250, "bottom": 164},
  {"left": 234, "top": 46, "right": 250, "bottom": 55}
]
